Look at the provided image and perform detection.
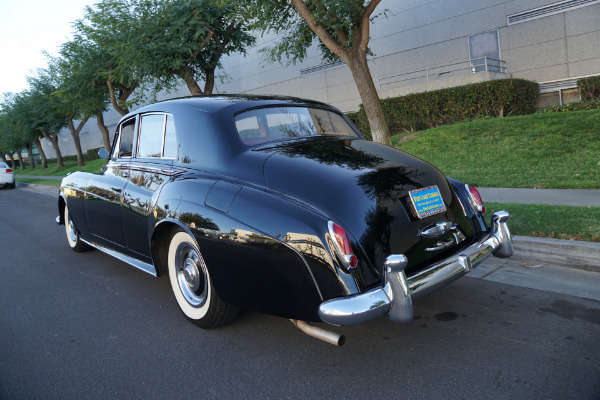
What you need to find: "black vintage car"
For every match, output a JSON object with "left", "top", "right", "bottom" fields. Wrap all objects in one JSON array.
[{"left": 57, "top": 95, "right": 512, "bottom": 345}]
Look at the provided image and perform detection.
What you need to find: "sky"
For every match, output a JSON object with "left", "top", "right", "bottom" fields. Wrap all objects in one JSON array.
[{"left": 0, "top": 0, "right": 95, "bottom": 95}]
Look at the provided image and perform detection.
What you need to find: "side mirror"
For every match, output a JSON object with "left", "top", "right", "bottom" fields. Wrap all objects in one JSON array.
[{"left": 98, "top": 148, "right": 109, "bottom": 160}]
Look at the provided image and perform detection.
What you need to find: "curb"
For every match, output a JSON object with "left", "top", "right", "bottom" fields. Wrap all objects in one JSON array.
[{"left": 511, "top": 235, "right": 600, "bottom": 273}]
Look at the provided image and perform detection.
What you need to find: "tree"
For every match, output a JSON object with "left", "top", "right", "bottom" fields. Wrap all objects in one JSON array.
[
  {"left": 8, "top": 92, "right": 50, "bottom": 169},
  {"left": 28, "top": 68, "right": 89, "bottom": 167},
  {"left": 55, "top": 37, "right": 113, "bottom": 152},
  {"left": 75, "top": 6, "right": 143, "bottom": 117},
  {"left": 0, "top": 111, "right": 27, "bottom": 171},
  {"left": 78, "top": 0, "right": 255, "bottom": 96},
  {"left": 240, "top": 0, "right": 391, "bottom": 145},
  {"left": 26, "top": 76, "right": 67, "bottom": 168},
  {"left": 0, "top": 93, "right": 49, "bottom": 170}
]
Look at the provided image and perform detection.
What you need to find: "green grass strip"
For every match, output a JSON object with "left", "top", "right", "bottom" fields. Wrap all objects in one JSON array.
[
  {"left": 394, "top": 109, "right": 600, "bottom": 189},
  {"left": 16, "top": 178, "right": 62, "bottom": 186},
  {"left": 486, "top": 202, "right": 600, "bottom": 242},
  {"left": 14, "top": 158, "right": 107, "bottom": 177}
]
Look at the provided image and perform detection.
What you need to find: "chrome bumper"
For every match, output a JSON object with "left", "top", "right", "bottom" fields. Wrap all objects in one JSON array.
[{"left": 319, "top": 211, "right": 512, "bottom": 326}]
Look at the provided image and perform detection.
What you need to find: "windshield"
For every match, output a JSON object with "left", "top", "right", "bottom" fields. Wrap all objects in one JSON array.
[{"left": 235, "top": 106, "right": 360, "bottom": 146}]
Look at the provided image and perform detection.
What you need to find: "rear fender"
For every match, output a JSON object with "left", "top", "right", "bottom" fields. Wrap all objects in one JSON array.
[{"left": 154, "top": 178, "right": 332, "bottom": 321}]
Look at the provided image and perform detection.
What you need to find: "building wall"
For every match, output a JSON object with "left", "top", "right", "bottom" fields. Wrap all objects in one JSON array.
[{"left": 42, "top": 0, "right": 600, "bottom": 158}]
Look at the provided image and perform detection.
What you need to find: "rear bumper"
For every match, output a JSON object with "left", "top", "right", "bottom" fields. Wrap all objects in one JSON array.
[
  {"left": 319, "top": 211, "right": 512, "bottom": 326},
  {"left": 0, "top": 176, "right": 15, "bottom": 185}
]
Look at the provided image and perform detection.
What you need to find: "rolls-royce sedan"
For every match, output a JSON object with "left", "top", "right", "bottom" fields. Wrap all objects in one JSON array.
[{"left": 57, "top": 95, "right": 512, "bottom": 345}]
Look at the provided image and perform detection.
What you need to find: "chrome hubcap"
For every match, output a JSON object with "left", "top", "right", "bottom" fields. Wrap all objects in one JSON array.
[
  {"left": 176, "top": 246, "right": 207, "bottom": 307},
  {"left": 183, "top": 256, "right": 200, "bottom": 291}
]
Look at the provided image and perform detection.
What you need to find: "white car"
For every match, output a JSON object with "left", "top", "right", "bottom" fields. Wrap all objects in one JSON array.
[{"left": 0, "top": 162, "right": 15, "bottom": 189}]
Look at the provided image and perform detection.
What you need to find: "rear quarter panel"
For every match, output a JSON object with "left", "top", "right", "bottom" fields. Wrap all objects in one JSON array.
[{"left": 155, "top": 176, "right": 343, "bottom": 322}]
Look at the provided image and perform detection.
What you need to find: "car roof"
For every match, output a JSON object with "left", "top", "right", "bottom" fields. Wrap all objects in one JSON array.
[{"left": 129, "top": 94, "right": 335, "bottom": 117}]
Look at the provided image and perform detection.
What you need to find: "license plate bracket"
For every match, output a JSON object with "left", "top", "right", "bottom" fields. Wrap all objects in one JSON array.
[{"left": 408, "top": 185, "right": 446, "bottom": 219}]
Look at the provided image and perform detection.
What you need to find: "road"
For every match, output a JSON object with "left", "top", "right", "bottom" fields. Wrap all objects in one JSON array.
[{"left": 1, "top": 186, "right": 599, "bottom": 400}]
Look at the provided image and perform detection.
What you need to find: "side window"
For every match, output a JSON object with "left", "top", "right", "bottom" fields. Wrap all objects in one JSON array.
[
  {"left": 163, "top": 115, "right": 177, "bottom": 159},
  {"left": 138, "top": 114, "right": 165, "bottom": 158},
  {"left": 118, "top": 118, "right": 136, "bottom": 157}
]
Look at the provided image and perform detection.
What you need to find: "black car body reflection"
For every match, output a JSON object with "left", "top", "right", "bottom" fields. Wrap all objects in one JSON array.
[{"left": 57, "top": 95, "right": 512, "bottom": 339}]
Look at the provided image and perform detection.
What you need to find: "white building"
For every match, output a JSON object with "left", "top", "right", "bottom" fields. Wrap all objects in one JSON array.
[{"left": 44, "top": 0, "right": 600, "bottom": 158}]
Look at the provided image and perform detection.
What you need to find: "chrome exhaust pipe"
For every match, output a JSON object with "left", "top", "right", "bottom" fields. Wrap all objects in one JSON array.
[{"left": 290, "top": 320, "right": 346, "bottom": 346}]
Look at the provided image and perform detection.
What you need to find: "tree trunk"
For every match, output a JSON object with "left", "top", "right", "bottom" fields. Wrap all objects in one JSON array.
[
  {"left": 41, "top": 129, "right": 64, "bottom": 168},
  {"left": 34, "top": 137, "right": 48, "bottom": 169},
  {"left": 106, "top": 78, "right": 134, "bottom": 116},
  {"left": 96, "top": 113, "right": 112, "bottom": 152},
  {"left": 26, "top": 143, "right": 35, "bottom": 169},
  {"left": 345, "top": 53, "right": 391, "bottom": 146},
  {"left": 179, "top": 66, "right": 203, "bottom": 96},
  {"left": 16, "top": 151, "right": 24, "bottom": 171},
  {"left": 203, "top": 66, "right": 216, "bottom": 94},
  {"left": 67, "top": 116, "right": 90, "bottom": 167}
]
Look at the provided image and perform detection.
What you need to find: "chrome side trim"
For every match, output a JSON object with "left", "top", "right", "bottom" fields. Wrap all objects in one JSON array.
[
  {"left": 319, "top": 211, "right": 513, "bottom": 326},
  {"left": 81, "top": 238, "right": 158, "bottom": 277}
]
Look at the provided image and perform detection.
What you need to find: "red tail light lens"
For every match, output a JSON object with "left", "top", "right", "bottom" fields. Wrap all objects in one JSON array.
[
  {"left": 6, "top": 168, "right": 12, "bottom": 174},
  {"left": 466, "top": 184, "right": 485, "bottom": 214},
  {"left": 328, "top": 221, "right": 358, "bottom": 270}
]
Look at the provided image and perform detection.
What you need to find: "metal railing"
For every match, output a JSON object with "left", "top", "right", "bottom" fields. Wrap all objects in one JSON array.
[{"left": 379, "top": 57, "right": 508, "bottom": 89}]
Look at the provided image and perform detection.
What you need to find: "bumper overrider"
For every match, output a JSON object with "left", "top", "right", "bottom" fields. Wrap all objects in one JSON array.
[{"left": 319, "top": 211, "right": 513, "bottom": 326}]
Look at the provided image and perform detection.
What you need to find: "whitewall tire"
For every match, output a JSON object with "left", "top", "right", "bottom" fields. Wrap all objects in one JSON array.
[
  {"left": 64, "top": 206, "right": 90, "bottom": 252},
  {"left": 167, "top": 229, "right": 239, "bottom": 328}
]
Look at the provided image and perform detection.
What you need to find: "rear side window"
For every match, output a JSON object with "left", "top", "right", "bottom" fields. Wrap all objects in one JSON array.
[
  {"left": 138, "top": 114, "right": 165, "bottom": 158},
  {"left": 235, "top": 106, "right": 359, "bottom": 146}
]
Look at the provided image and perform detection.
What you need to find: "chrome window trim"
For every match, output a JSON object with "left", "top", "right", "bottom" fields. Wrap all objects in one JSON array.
[
  {"left": 116, "top": 117, "right": 137, "bottom": 159},
  {"left": 136, "top": 112, "right": 176, "bottom": 160}
]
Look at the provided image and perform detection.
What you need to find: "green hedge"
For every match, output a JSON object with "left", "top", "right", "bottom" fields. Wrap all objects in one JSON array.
[
  {"left": 86, "top": 147, "right": 102, "bottom": 161},
  {"left": 578, "top": 76, "right": 600, "bottom": 101},
  {"left": 346, "top": 78, "right": 539, "bottom": 139},
  {"left": 43, "top": 148, "right": 102, "bottom": 165}
]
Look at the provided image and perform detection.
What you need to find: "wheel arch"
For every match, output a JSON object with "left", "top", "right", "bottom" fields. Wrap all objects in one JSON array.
[
  {"left": 57, "top": 193, "right": 67, "bottom": 225},
  {"left": 151, "top": 218, "right": 193, "bottom": 277}
]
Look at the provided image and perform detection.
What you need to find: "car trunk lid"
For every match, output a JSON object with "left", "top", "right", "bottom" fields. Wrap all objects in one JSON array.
[{"left": 260, "top": 137, "right": 476, "bottom": 288}]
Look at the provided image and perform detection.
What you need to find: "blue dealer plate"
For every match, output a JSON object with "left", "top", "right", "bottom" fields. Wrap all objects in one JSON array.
[{"left": 408, "top": 185, "right": 446, "bottom": 219}]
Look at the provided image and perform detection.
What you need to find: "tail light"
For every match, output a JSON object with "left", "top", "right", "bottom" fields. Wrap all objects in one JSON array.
[
  {"left": 6, "top": 168, "right": 12, "bottom": 174},
  {"left": 328, "top": 221, "right": 358, "bottom": 271},
  {"left": 465, "top": 184, "right": 485, "bottom": 214}
]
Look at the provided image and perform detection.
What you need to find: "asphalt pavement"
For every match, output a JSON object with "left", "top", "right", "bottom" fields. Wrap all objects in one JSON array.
[{"left": 1, "top": 186, "right": 599, "bottom": 399}]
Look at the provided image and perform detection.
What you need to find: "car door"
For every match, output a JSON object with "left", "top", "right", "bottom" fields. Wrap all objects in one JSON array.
[
  {"left": 86, "top": 116, "right": 137, "bottom": 250},
  {"left": 121, "top": 113, "right": 177, "bottom": 259}
]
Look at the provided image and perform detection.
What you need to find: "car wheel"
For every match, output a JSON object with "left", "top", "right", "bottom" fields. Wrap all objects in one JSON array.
[
  {"left": 64, "top": 206, "right": 90, "bottom": 252},
  {"left": 10, "top": 182, "right": 16, "bottom": 189},
  {"left": 167, "top": 229, "right": 239, "bottom": 328}
]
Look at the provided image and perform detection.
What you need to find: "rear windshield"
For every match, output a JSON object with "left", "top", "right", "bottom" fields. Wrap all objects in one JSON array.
[{"left": 235, "top": 106, "right": 360, "bottom": 146}]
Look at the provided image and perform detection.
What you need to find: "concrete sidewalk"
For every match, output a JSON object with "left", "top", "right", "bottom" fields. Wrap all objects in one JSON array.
[{"left": 478, "top": 187, "right": 600, "bottom": 207}]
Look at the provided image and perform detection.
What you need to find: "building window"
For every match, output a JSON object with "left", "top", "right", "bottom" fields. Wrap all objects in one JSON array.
[{"left": 468, "top": 30, "right": 502, "bottom": 72}]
